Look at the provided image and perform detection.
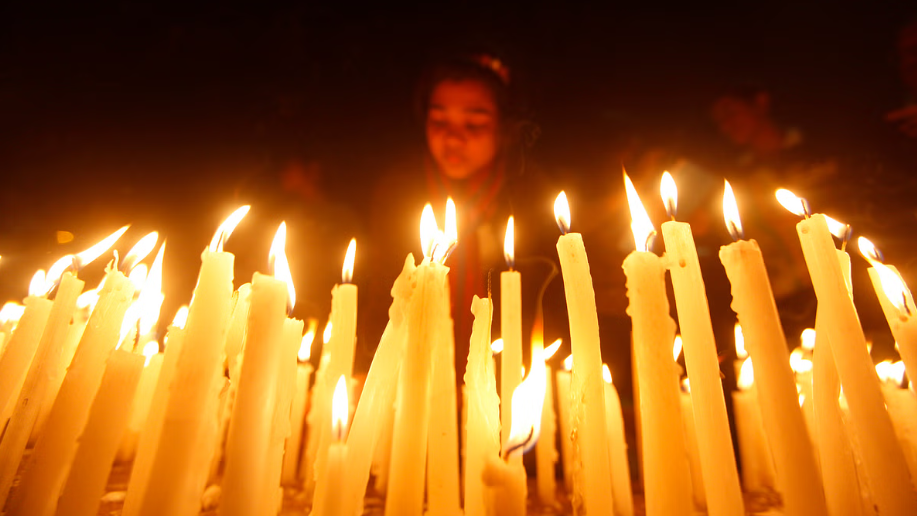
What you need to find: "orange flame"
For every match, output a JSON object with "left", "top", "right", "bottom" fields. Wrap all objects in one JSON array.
[
  {"left": 208, "top": 206, "right": 250, "bottom": 253},
  {"left": 142, "top": 340, "right": 160, "bottom": 367},
  {"left": 624, "top": 172, "right": 655, "bottom": 253},
  {"left": 790, "top": 348, "right": 812, "bottom": 374},
  {"left": 172, "top": 305, "right": 189, "bottom": 329},
  {"left": 735, "top": 323, "right": 747, "bottom": 359},
  {"left": 504, "top": 216, "right": 515, "bottom": 269},
  {"left": 553, "top": 191, "right": 571, "bottom": 235},
  {"left": 801, "top": 328, "right": 816, "bottom": 351},
  {"left": 122, "top": 231, "right": 159, "bottom": 271},
  {"left": 673, "top": 335, "right": 683, "bottom": 361},
  {"left": 722, "top": 179, "right": 744, "bottom": 240},
  {"left": 299, "top": 319, "right": 317, "bottom": 362},
  {"left": 775, "top": 189, "right": 807, "bottom": 217},
  {"left": 0, "top": 302, "right": 25, "bottom": 325},
  {"left": 543, "top": 338, "right": 562, "bottom": 360},
  {"left": 420, "top": 204, "right": 439, "bottom": 261},
  {"left": 323, "top": 320, "right": 333, "bottom": 345},
  {"left": 29, "top": 270, "right": 46, "bottom": 297},
  {"left": 269, "top": 222, "right": 295, "bottom": 312},
  {"left": 563, "top": 353, "right": 573, "bottom": 372},
  {"left": 660, "top": 171, "right": 678, "bottom": 219},
  {"left": 342, "top": 238, "right": 356, "bottom": 284},
  {"left": 138, "top": 243, "right": 165, "bottom": 336},
  {"left": 602, "top": 363, "right": 613, "bottom": 384},
  {"left": 331, "top": 375, "right": 349, "bottom": 441},
  {"left": 491, "top": 338, "right": 504, "bottom": 354},
  {"left": 507, "top": 352, "right": 545, "bottom": 457},
  {"left": 737, "top": 358, "right": 754, "bottom": 390}
]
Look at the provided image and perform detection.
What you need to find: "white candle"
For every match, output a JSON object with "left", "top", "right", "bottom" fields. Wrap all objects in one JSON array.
[
  {"left": 312, "top": 376, "right": 350, "bottom": 516},
  {"left": 659, "top": 172, "right": 744, "bottom": 516},
  {"left": 501, "top": 216, "right": 523, "bottom": 456},
  {"left": 602, "top": 364, "right": 634, "bottom": 516},
  {"left": 118, "top": 343, "right": 164, "bottom": 462},
  {"left": 622, "top": 175, "right": 692, "bottom": 516},
  {"left": 876, "top": 360, "right": 917, "bottom": 486},
  {"left": 554, "top": 360, "right": 574, "bottom": 495},
  {"left": 777, "top": 189, "right": 917, "bottom": 514},
  {"left": 536, "top": 338, "right": 561, "bottom": 508},
  {"left": 0, "top": 293, "right": 52, "bottom": 426},
  {"left": 553, "top": 192, "right": 614, "bottom": 515},
  {"left": 281, "top": 323, "right": 316, "bottom": 485},
  {"left": 679, "top": 380, "right": 706, "bottom": 511},
  {"left": 732, "top": 359, "right": 778, "bottom": 493},
  {"left": 464, "top": 295, "right": 499, "bottom": 516}
]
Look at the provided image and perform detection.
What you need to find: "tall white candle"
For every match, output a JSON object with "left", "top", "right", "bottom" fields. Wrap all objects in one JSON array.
[
  {"left": 679, "top": 380, "right": 706, "bottom": 511},
  {"left": 732, "top": 359, "right": 778, "bottom": 493},
  {"left": 602, "top": 365, "right": 634, "bottom": 516},
  {"left": 464, "top": 296, "right": 499, "bottom": 516},
  {"left": 501, "top": 216, "right": 523, "bottom": 456},
  {"left": 555, "top": 359, "right": 574, "bottom": 495},
  {"left": 282, "top": 324, "right": 315, "bottom": 485}
]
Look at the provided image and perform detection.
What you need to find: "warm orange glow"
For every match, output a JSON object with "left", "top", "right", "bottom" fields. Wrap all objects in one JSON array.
[
  {"left": 29, "top": 270, "right": 46, "bottom": 297},
  {"left": 128, "top": 264, "right": 149, "bottom": 292},
  {"left": 553, "top": 191, "right": 571, "bottom": 235},
  {"left": 77, "top": 225, "right": 130, "bottom": 267},
  {"left": 208, "top": 205, "right": 250, "bottom": 252},
  {"left": 491, "top": 338, "right": 504, "bottom": 354},
  {"left": 123, "top": 231, "right": 159, "bottom": 271},
  {"left": 602, "top": 363, "right": 613, "bottom": 384},
  {"left": 0, "top": 302, "right": 25, "bottom": 325},
  {"left": 503, "top": 216, "right": 515, "bottom": 269},
  {"left": 342, "top": 238, "right": 356, "bottom": 284},
  {"left": 172, "top": 305, "right": 189, "bottom": 329},
  {"left": 420, "top": 203, "right": 439, "bottom": 260},
  {"left": 801, "top": 328, "right": 816, "bottom": 351},
  {"left": 673, "top": 335, "right": 683, "bottom": 361},
  {"left": 876, "top": 360, "right": 907, "bottom": 387},
  {"left": 142, "top": 340, "right": 159, "bottom": 367},
  {"left": 775, "top": 189, "right": 806, "bottom": 217},
  {"left": 331, "top": 375, "right": 349, "bottom": 441},
  {"left": 138, "top": 244, "right": 165, "bottom": 336},
  {"left": 660, "top": 171, "right": 678, "bottom": 219},
  {"left": 624, "top": 172, "right": 655, "bottom": 253},
  {"left": 507, "top": 354, "right": 545, "bottom": 456},
  {"left": 737, "top": 359, "right": 754, "bottom": 390},
  {"left": 543, "top": 338, "right": 562, "bottom": 360},
  {"left": 299, "top": 319, "right": 317, "bottom": 362},
  {"left": 269, "top": 222, "right": 296, "bottom": 312},
  {"left": 563, "top": 354, "right": 573, "bottom": 372},
  {"left": 735, "top": 323, "right": 747, "bottom": 359},
  {"left": 722, "top": 179, "right": 744, "bottom": 240},
  {"left": 323, "top": 320, "right": 333, "bottom": 345},
  {"left": 790, "top": 348, "right": 813, "bottom": 374}
]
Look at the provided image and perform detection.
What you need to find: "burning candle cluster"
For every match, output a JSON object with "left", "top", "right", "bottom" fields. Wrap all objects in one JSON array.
[{"left": 0, "top": 171, "right": 915, "bottom": 516}]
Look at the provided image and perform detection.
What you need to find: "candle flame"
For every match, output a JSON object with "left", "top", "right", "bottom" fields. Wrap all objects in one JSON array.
[
  {"left": 823, "top": 215, "right": 850, "bottom": 240},
  {"left": 876, "top": 359, "right": 907, "bottom": 387},
  {"left": 857, "top": 236, "right": 884, "bottom": 263},
  {"left": 874, "top": 264, "right": 913, "bottom": 316},
  {"left": 76, "top": 225, "right": 130, "bottom": 268},
  {"left": 799, "top": 393, "right": 806, "bottom": 407},
  {"left": 137, "top": 243, "right": 165, "bottom": 336},
  {"left": 491, "top": 338, "right": 504, "bottom": 354},
  {"left": 122, "top": 231, "right": 159, "bottom": 272},
  {"left": 790, "top": 348, "right": 813, "bottom": 374},
  {"left": 681, "top": 377, "right": 691, "bottom": 393},
  {"left": 503, "top": 216, "right": 515, "bottom": 269},
  {"left": 0, "top": 302, "right": 25, "bottom": 325},
  {"left": 801, "top": 328, "right": 816, "bottom": 351},
  {"left": 735, "top": 323, "right": 747, "bottom": 359},
  {"left": 553, "top": 191, "right": 571, "bottom": 235},
  {"left": 507, "top": 354, "right": 545, "bottom": 457},
  {"left": 29, "top": 270, "right": 46, "bottom": 297},
  {"left": 563, "top": 354, "right": 573, "bottom": 371},
  {"left": 660, "top": 171, "right": 678, "bottom": 219},
  {"left": 775, "top": 189, "right": 808, "bottom": 217},
  {"left": 208, "top": 205, "right": 250, "bottom": 253},
  {"left": 142, "top": 340, "right": 159, "bottom": 366},
  {"left": 544, "top": 338, "right": 562, "bottom": 360},
  {"left": 420, "top": 203, "right": 439, "bottom": 260},
  {"left": 43, "top": 255, "right": 76, "bottom": 295},
  {"left": 331, "top": 375, "right": 349, "bottom": 441},
  {"left": 445, "top": 197, "right": 458, "bottom": 249},
  {"left": 128, "top": 264, "right": 149, "bottom": 293},
  {"left": 269, "top": 222, "right": 296, "bottom": 312},
  {"left": 737, "top": 358, "right": 754, "bottom": 390},
  {"left": 172, "top": 305, "right": 189, "bottom": 329},
  {"left": 299, "top": 319, "right": 317, "bottom": 362},
  {"left": 624, "top": 172, "right": 655, "bottom": 253},
  {"left": 673, "top": 335, "right": 683, "bottom": 361},
  {"left": 323, "top": 320, "right": 333, "bottom": 345},
  {"left": 602, "top": 363, "right": 613, "bottom": 384},
  {"left": 342, "top": 238, "right": 357, "bottom": 284},
  {"left": 76, "top": 289, "right": 99, "bottom": 312},
  {"left": 722, "top": 180, "right": 744, "bottom": 240}
]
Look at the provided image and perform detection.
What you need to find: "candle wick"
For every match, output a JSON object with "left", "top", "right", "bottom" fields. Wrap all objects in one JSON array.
[
  {"left": 902, "top": 293, "right": 912, "bottom": 318},
  {"left": 502, "top": 426, "right": 535, "bottom": 461},
  {"left": 800, "top": 198, "right": 812, "bottom": 219},
  {"left": 645, "top": 230, "right": 657, "bottom": 253},
  {"left": 840, "top": 225, "right": 852, "bottom": 252}
]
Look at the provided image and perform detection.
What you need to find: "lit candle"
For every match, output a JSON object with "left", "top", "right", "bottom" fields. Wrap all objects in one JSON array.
[
  {"left": 134, "top": 206, "right": 248, "bottom": 516},
  {"left": 312, "top": 375, "right": 350, "bottom": 516},
  {"left": 857, "top": 237, "right": 917, "bottom": 384},
  {"left": 875, "top": 360, "right": 917, "bottom": 486},
  {"left": 464, "top": 295, "right": 499, "bottom": 516},
  {"left": 119, "top": 341, "right": 164, "bottom": 462},
  {"left": 554, "top": 355, "right": 574, "bottom": 495},
  {"left": 501, "top": 215, "right": 523, "bottom": 457},
  {"left": 732, "top": 358, "right": 778, "bottom": 493},
  {"left": 777, "top": 189, "right": 917, "bottom": 514},
  {"left": 0, "top": 279, "right": 52, "bottom": 426},
  {"left": 483, "top": 353, "right": 545, "bottom": 516},
  {"left": 221, "top": 222, "right": 296, "bottom": 516},
  {"left": 56, "top": 348, "right": 145, "bottom": 516},
  {"left": 536, "top": 338, "right": 561, "bottom": 508},
  {"left": 602, "top": 364, "right": 634, "bottom": 516},
  {"left": 302, "top": 318, "right": 333, "bottom": 500},
  {"left": 385, "top": 204, "right": 455, "bottom": 516},
  {"left": 8, "top": 266, "right": 134, "bottom": 516},
  {"left": 621, "top": 175, "right": 692, "bottom": 516},
  {"left": 0, "top": 271, "right": 83, "bottom": 506},
  {"left": 790, "top": 345, "right": 816, "bottom": 444},
  {"left": 282, "top": 321, "right": 316, "bottom": 485},
  {"left": 718, "top": 181, "right": 826, "bottom": 515},
  {"left": 658, "top": 172, "right": 744, "bottom": 516},
  {"left": 340, "top": 255, "right": 415, "bottom": 516},
  {"left": 679, "top": 378, "right": 706, "bottom": 511},
  {"left": 552, "top": 191, "right": 615, "bottom": 515}
]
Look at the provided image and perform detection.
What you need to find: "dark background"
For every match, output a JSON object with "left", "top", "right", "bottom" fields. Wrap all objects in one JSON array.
[{"left": 1, "top": 3, "right": 915, "bottom": 361}]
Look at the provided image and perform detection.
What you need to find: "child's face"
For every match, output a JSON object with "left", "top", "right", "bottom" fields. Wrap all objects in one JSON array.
[{"left": 426, "top": 79, "right": 500, "bottom": 180}]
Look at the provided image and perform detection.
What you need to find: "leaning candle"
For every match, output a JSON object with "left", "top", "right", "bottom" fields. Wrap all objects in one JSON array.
[
  {"left": 0, "top": 279, "right": 53, "bottom": 425},
  {"left": 536, "top": 338, "right": 561, "bottom": 508},
  {"left": 553, "top": 191, "right": 615, "bottom": 515},
  {"left": 679, "top": 379, "right": 706, "bottom": 511},
  {"left": 464, "top": 295, "right": 499, "bottom": 516},
  {"left": 8, "top": 267, "right": 134, "bottom": 516},
  {"left": 858, "top": 237, "right": 917, "bottom": 383},
  {"left": 135, "top": 206, "right": 247, "bottom": 516},
  {"left": 602, "top": 364, "right": 634, "bottom": 516},
  {"left": 718, "top": 180, "right": 826, "bottom": 515},
  {"left": 282, "top": 322, "right": 316, "bottom": 485},
  {"left": 221, "top": 223, "right": 294, "bottom": 516},
  {"left": 658, "top": 172, "right": 743, "bottom": 516},
  {"left": 555, "top": 356, "right": 574, "bottom": 495},
  {"left": 875, "top": 360, "right": 917, "bottom": 487},
  {"left": 501, "top": 215, "right": 523, "bottom": 455},
  {"left": 119, "top": 342, "right": 164, "bottom": 462},
  {"left": 732, "top": 359, "right": 778, "bottom": 493},
  {"left": 312, "top": 375, "right": 350, "bottom": 516},
  {"left": 621, "top": 175, "right": 692, "bottom": 516},
  {"left": 56, "top": 348, "right": 144, "bottom": 516},
  {"left": 777, "top": 189, "right": 917, "bottom": 514}
]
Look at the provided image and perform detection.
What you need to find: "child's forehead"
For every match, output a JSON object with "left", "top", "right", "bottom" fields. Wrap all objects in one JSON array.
[{"left": 429, "top": 79, "right": 497, "bottom": 113}]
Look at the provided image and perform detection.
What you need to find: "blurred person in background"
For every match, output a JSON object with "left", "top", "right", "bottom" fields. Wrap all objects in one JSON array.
[{"left": 886, "top": 17, "right": 917, "bottom": 139}]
